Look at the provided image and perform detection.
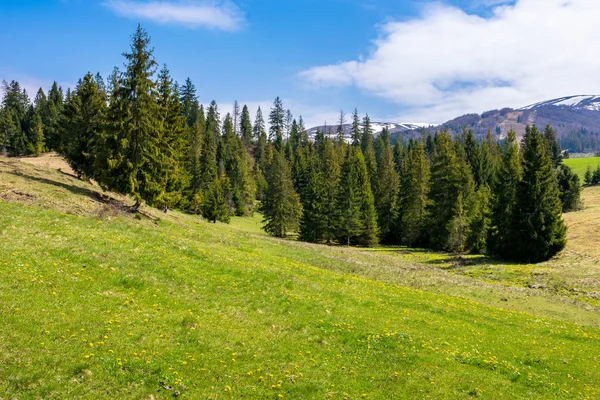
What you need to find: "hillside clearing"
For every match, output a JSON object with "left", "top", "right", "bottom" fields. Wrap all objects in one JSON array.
[
  {"left": 564, "top": 156, "right": 600, "bottom": 179},
  {"left": 1, "top": 156, "right": 600, "bottom": 399}
]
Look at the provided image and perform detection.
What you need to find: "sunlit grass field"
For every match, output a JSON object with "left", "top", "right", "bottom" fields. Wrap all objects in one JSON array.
[
  {"left": 1, "top": 155, "right": 600, "bottom": 399},
  {"left": 564, "top": 156, "right": 600, "bottom": 179}
]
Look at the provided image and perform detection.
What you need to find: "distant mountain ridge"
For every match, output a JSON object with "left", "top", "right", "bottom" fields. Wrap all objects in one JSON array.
[
  {"left": 306, "top": 95, "right": 600, "bottom": 152},
  {"left": 405, "top": 95, "right": 600, "bottom": 152},
  {"left": 306, "top": 122, "right": 428, "bottom": 142},
  {"left": 521, "top": 95, "right": 600, "bottom": 111}
]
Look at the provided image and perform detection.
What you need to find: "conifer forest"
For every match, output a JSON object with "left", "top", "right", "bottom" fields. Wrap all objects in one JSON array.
[{"left": 0, "top": 26, "right": 582, "bottom": 263}]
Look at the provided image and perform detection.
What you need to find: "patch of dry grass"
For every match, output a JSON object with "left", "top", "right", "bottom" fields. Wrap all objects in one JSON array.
[
  {"left": 18, "top": 152, "right": 75, "bottom": 175},
  {"left": 0, "top": 155, "right": 178, "bottom": 223}
]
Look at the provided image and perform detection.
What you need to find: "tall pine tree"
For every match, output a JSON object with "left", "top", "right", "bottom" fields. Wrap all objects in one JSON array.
[
  {"left": 396, "top": 140, "right": 429, "bottom": 247},
  {"left": 97, "top": 26, "right": 164, "bottom": 209},
  {"left": 488, "top": 130, "right": 522, "bottom": 258},
  {"left": 336, "top": 146, "right": 379, "bottom": 246},
  {"left": 508, "top": 125, "right": 567, "bottom": 262},
  {"left": 261, "top": 151, "right": 302, "bottom": 237},
  {"left": 61, "top": 72, "right": 106, "bottom": 179},
  {"left": 375, "top": 128, "right": 399, "bottom": 243},
  {"left": 427, "top": 132, "right": 475, "bottom": 252}
]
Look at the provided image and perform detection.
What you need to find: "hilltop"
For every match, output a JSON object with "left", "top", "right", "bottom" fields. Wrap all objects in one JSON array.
[
  {"left": 312, "top": 95, "right": 600, "bottom": 152},
  {"left": 397, "top": 95, "right": 600, "bottom": 152},
  {"left": 1, "top": 155, "right": 600, "bottom": 398}
]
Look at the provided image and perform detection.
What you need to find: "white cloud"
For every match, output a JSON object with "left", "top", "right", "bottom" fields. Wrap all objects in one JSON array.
[
  {"left": 103, "top": 0, "right": 244, "bottom": 31},
  {"left": 301, "top": 0, "right": 600, "bottom": 124}
]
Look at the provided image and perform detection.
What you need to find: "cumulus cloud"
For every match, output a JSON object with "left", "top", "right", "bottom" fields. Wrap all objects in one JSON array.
[
  {"left": 301, "top": 0, "right": 600, "bottom": 123},
  {"left": 103, "top": 0, "right": 244, "bottom": 31}
]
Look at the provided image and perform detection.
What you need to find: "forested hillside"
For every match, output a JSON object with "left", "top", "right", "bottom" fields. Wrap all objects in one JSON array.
[{"left": 0, "top": 26, "right": 584, "bottom": 263}]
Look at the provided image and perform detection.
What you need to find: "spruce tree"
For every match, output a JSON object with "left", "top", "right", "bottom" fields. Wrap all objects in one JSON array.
[
  {"left": 467, "top": 184, "right": 491, "bottom": 253},
  {"left": 480, "top": 130, "right": 500, "bottom": 187},
  {"left": 97, "top": 26, "right": 164, "bottom": 209},
  {"left": 361, "top": 114, "right": 378, "bottom": 195},
  {"left": 180, "top": 78, "right": 198, "bottom": 128},
  {"left": 290, "top": 118, "right": 312, "bottom": 198},
  {"left": 488, "top": 130, "right": 522, "bottom": 258},
  {"left": 1, "top": 80, "right": 29, "bottom": 156},
  {"left": 462, "top": 129, "right": 483, "bottom": 187},
  {"left": 253, "top": 106, "right": 269, "bottom": 188},
  {"left": 33, "top": 88, "right": 48, "bottom": 136},
  {"left": 61, "top": 73, "right": 106, "bottom": 179},
  {"left": 253, "top": 106, "right": 266, "bottom": 143},
  {"left": 94, "top": 73, "right": 106, "bottom": 94},
  {"left": 253, "top": 122, "right": 270, "bottom": 202},
  {"left": 187, "top": 105, "right": 205, "bottom": 210},
  {"left": 0, "top": 108, "right": 18, "bottom": 155},
  {"left": 509, "top": 125, "right": 567, "bottom": 262},
  {"left": 285, "top": 109, "right": 293, "bottom": 141},
  {"left": 427, "top": 132, "right": 475, "bottom": 252},
  {"left": 221, "top": 113, "right": 256, "bottom": 216},
  {"left": 425, "top": 134, "right": 435, "bottom": 159},
  {"left": 269, "top": 97, "right": 285, "bottom": 151},
  {"left": 393, "top": 139, "right": 404, "bottom": 173},
  {"left": 219, "top": 113, "right": 235, "bottom": 176},
  {"left": 0, "top": 108, "right": 20, "bottom": 156},
  {"left": 261, "top": 151, "right": 302, "bottom": 237},
  {"left": 233, "top": 100, "right": 241, "bottom": 136},
  {"left": 557, "top": 164, "right": 582, "bottom": 212},
  {"left": 333, "top": 110, "right": 344, "bottom": 145},
  {"left": 321, "top": 137, "right": 342, "bottom": 243},
  {"left": 240, "top": 104, "right": 253, "bottom": 146},
  {"left": 594, "top": 165, "right": 600, "bottom": 185},
  {"left": 336, "top": 146, "right": 379, "bottom": 246},
  {"left": 28, "top": 111, "right": 45, "bottom": 156},
  {"left": 584, "top": 165, "right": 593, "bottom": 185},
  {"left": 45, "top": 82, "right": 64, "bottom": 151},
  {"left": 375, "top": 128, "right": 399, "bottom": 243},
  {"left": 157, "top": 65, "right": 188, "bottom": 207},
  {"left": 543, "top": 124, "right": 563, "bottom": 168},
  {"left": 202, "top": 172, "right": 231, "bottom": 223},
  {"left": 201, "top": 101, "right": 219, "bottom": 188},
  {"left": 351, "top": 108, "right": 361, "bottom": 147},
  {"left": 299, "top": 149, "right": 327, "bottom": 242},
  {"left": 28, "top": 89, "right": 47, "bottom": 156},
  {"left": 396, "top": 140, "right": 429, "bottom": 247}
]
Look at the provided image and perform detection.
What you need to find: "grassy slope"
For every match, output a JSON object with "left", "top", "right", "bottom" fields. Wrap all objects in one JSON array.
[
  {"left": 564, "top": 157, "right": 600, "bottom": 179},
  {"left": 1, "top": 156, "right": 600, "bottom": 399}
]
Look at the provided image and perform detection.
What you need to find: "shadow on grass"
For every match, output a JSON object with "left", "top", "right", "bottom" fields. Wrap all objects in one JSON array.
[
  {"left": 362, "top": 245, "right": 525, "bottom": 267},
  {"left": 9, "top": 170, "right": 100, "bottom": 200},
  {"left": 9, "top": 170, "right": 165, "bottom": 223}
]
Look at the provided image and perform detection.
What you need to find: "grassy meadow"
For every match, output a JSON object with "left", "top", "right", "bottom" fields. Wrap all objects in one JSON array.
[
  {"left": 1, "top": 155, "right": 600, "bottom": 399},
  {"left": 564, "top": 156, "right": 600, "bottom": 179}
]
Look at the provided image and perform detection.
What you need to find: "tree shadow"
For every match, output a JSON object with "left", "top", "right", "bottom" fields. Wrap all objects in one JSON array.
[
  {"left": 360, "top": 245, "right": 527, "bottom": 267},
  {"left": 429, "top": 255, "right": 525, "bottom": 269},
  {"left": 8, "top": 170, "right": 102, "bottom": 199},
  {"left": 7, "top": 170, "right": 163, "bottom": 222}
]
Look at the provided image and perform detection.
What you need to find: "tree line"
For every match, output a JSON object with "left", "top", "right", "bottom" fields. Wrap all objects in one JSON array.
[{"left": 0, "top": 26, "right": 582, "bottom": 263}]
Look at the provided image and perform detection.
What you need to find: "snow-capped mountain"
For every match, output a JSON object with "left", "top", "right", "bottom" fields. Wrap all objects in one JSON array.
[
  {"left": 521, "top": 95, "right": 600, "bottom": 112},
  {"left": 306, "top": 121, "right": 429, "bottom": 141},
  {"left": 409, "top": 95, "right": 600, "bottom": 152}
]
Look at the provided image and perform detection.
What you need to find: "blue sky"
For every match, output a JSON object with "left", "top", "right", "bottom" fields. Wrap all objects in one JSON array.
[{"left": 2, "top": 0, "right": 599, "bottom": 127}]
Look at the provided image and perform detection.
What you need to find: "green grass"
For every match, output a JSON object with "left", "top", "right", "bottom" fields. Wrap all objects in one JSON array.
[
  {"left": 1, "top": 156, "right": 600, "bottom": 399},
  {"left": 564, "top": 156, "right": 600, "bottom": 179}
]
